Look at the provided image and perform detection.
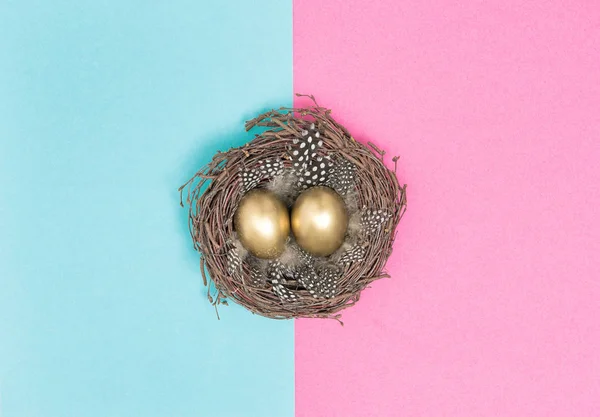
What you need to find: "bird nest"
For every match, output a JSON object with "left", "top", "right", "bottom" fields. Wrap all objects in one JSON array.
[{"left": 180, "top": 95, "right": 407, "bottom": 322}]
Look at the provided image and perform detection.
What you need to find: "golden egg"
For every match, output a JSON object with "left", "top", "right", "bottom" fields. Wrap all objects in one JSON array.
[
  {"left": 291, "top": 186, "right": 348, "bottom": 257},
  {"left": 234, "top": 189, "right": 290, "bottom": 259}
]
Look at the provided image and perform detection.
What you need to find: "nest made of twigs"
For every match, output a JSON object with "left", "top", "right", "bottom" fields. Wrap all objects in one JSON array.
[{"left": 180, "top": 95, "right": 407, "bottom": 321}]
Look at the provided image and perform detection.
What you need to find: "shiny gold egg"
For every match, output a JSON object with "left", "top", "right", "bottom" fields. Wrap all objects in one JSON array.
[
  {"left": 234, "top": 189, "right": 290, "bottom": 259},
  {"left": 291, "top": 186, "right": 348, "bottom": 257}
]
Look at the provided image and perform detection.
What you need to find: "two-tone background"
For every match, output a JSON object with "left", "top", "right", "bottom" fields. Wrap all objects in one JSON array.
[{"left": 2, "top": 1, "right": 600, "bottom": 416}]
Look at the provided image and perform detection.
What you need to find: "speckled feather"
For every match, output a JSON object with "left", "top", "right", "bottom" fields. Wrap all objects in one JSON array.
[
  {"left": 297, "top": 265, "right": 339, "bottom": 299},
  {"left": 226, "top": 246, "right": 242, "bottom": 277},
  {"left": 297, "top": 155, "right": 334, "bottom": 189},
  {"left": 289, "top": 123, "right": 323, "bottom": 173},
  {"left": 339, "top": 244, "right": 366, "bottom": 265},
  {"left": 268, "top": 260, "right": 299, "bottom": 302},
  {"left": 326, "top": 157, "right": 357, "bottom": 195},
  {"left": 361, "top": 208, "right": 392, "bottom": 234},
  {"left": 249, "top": 264, "right": 265, "bottom": 287},
  {"left": 239, "top": 159, "right": 285, "bottom": 193}
]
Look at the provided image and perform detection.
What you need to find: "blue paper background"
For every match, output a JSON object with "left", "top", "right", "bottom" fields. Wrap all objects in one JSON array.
[{"left": 0, "top": 1, "right": 293, "bottom": 416}]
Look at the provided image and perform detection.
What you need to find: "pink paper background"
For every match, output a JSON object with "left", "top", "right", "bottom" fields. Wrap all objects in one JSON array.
[{"left": 294, "top": 1, "right": 600, "bottom": 416}]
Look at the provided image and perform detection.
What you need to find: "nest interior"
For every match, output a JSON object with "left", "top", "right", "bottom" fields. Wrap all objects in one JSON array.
[{"left": 180, "top": 95, "right": 407, "bottom": 321}]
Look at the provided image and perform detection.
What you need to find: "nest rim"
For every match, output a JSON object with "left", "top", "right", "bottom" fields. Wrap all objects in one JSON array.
[{"left": 180, "top": 95, "right": 407, "bottom": 322}]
